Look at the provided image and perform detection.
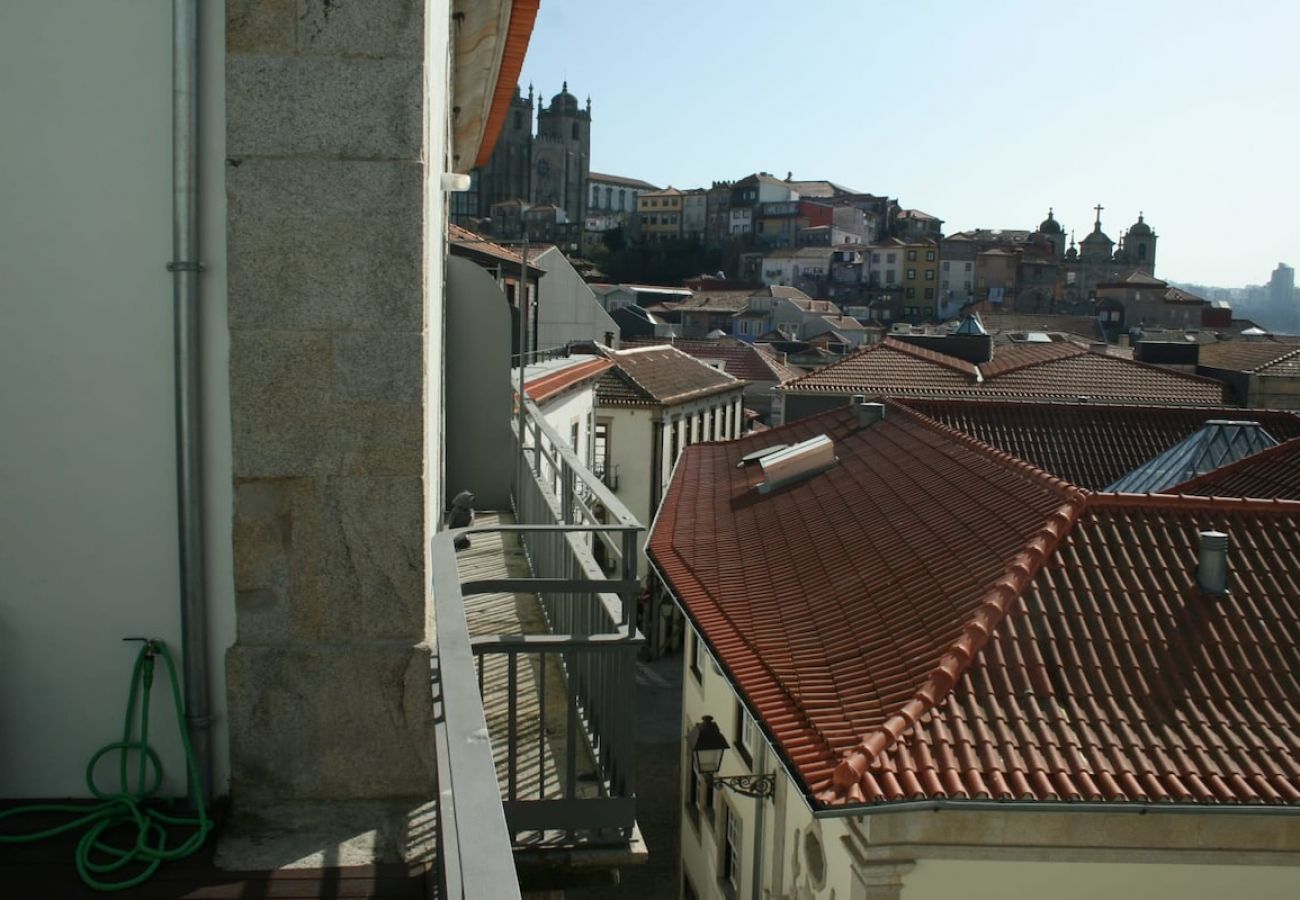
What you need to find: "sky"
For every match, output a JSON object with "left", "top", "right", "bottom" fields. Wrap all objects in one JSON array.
[{"left": 518, "top": 0, "right": 1299, "bottom": 288}]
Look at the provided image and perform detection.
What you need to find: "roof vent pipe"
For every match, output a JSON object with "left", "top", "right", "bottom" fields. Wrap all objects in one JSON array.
[
  {"left": 852, "top": 396, "right": 885, "bottom": 427},
  {"left": 1197, "top": 530, "right": 1229, "bottom": 594}
]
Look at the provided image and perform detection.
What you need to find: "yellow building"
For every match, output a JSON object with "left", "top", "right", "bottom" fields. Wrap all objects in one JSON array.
[
  {"left": 637, "top": 186, "right": 684, "bottom": 241},
  {"left": 901, "top": 237, "right": 941, "bottom": 316}
]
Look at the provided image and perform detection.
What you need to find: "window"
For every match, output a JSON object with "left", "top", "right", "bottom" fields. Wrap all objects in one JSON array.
[
  {"left": 617, "top": 188, "right": 624, "bottom": 211},
  {"left": 925, "top": 287, "right": 935, "bottom": 299},
  {"left": 906, "top": 287, "right": 916, "bottom": 298},
  {"left": 514, "top": 110, "right": 523, "bottom": 130},
  {"left": 735, "top": 700, "right": 756, "bottom": 768},
  {"left": 964, "top": 261, "right": 973, "bottom": 272},
  {"left": 885, "top": 270, "right": 895, "bottom": 284},
  {"left": 886, "top": 252, "right": 896, "bottom": 263},
  {"left": 689, "top": 627, "right": 703, "bottom": 682},
  {"left": 964, "top": 279, "right": 972, "bottom": 290},
  {"left": 942, "top": 261, "right": 950, "bottom": 271},
  {"left": 572, "top": 122, "right": 579, "bottom": 140},
  {"left": 722, "top": 806, "right": 742, "bottom": 895},
  {"left": 926, "top": 250, "right": 936, "bottom": 261},
  {"left": 872, "top": 253, "right": 881, "bottom": 263},
  {"left": 907, "top": 249, "right": 917, "bottom": 261},
  {"left": 941, "top": 280, "right": 949, "bottom": 290},
  {"left": 570, "top": 420, "right": 579, "bottom": 452},
  {"left": 925, "top": 269, "right": 935, "bottom": 281},
  {"left": 906, "top": 268, "right": 916, "bottom": 280}
]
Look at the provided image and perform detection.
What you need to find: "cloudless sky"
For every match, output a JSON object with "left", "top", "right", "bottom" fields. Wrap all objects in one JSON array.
[{"left": 520, "top": 0, "right": 1298, "bottom": 287}]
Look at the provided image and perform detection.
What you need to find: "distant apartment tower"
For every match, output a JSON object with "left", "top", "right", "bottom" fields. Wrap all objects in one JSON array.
[{"left": 1269, "top": 262, "right": 1296, "bottom": 308}]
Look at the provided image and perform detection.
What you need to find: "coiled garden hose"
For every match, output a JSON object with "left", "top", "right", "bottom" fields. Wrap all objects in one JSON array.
[{"left": 0, "top": 639, "right": 212, "bottom": 891}]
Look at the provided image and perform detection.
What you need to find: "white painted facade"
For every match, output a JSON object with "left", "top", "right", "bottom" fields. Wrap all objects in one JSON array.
[
  {"left": 868, "top": 243, "right": 904, "bottom": 287},
  {"left": 587, "top": 174, "right": 653, "bottom": 216},
  {"left": 939, "top": 257, "right": 976, "bottom": 312},
  {"left": 601, "top": 389, "right": 745, "bottom": 565},
  {"left": 730, "top": 207, "right": 753, "bottom": 235},
  {"left": 0, "top": 1, "right": 235, "bottom": 797},
  {"left": 678, "top": 620, "right": 1300, "bottom": 900}
]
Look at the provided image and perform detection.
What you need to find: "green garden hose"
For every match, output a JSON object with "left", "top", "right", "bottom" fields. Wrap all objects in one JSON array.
[{"left": 0, "top": 639, "right": 212, "bottom": 892}]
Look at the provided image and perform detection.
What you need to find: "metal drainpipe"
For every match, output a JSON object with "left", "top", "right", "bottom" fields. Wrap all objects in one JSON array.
[
  {"left": 750, "top": 739, "right": 767, "bottom": 900},
  {"left": 169, "top": 0, "right": 212, "bottom": 804}
]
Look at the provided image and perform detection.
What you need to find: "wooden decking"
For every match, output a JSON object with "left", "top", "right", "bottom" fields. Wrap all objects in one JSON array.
[{"left": 456, "top": 512, "right": 602, "bottom": 840}]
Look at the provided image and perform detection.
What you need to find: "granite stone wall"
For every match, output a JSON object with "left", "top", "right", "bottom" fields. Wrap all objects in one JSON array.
[{"left": 225, "top": 1, "right": 436, "bottom": 802}]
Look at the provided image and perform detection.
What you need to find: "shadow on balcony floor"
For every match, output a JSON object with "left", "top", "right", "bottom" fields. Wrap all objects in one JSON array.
[{"left": 456, "top": 511, "right": 604, "bottom": 847}]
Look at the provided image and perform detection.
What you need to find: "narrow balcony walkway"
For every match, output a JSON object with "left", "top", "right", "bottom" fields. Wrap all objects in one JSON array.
[{"left": 455, "top": 511, "right": 607, "bottom": 850}]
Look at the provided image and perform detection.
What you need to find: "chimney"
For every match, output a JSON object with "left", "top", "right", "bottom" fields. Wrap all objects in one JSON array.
[
  {"left": 852, "top": 395, "right": 885, "bottom": 426},
  {"left": 1197, "top": 530, "right": 1228, "bottom": 594},
  {"left": 1088, "top": 342, "right": 1109, "bottom": 354}
]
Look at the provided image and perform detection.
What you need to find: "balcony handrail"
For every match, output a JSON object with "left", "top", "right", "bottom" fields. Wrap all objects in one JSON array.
[{"left": 429, "top": 531, "right": 524, "bottom": 900}]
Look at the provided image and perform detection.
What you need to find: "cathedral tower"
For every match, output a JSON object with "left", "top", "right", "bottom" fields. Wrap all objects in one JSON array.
[
  {"left": 532, "top": 82, "right": 591, "bottom": 225},
  {"left": 1126, "top": 212, "right": 1157, "bottom": 274}
]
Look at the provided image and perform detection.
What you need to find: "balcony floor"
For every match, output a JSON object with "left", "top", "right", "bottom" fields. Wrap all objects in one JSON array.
[
  {"left": 456, "top": 511, "right": 603, "bottom": 845},
  {"left": 0, "top": 802, "right": 430, "bottom": 899}
]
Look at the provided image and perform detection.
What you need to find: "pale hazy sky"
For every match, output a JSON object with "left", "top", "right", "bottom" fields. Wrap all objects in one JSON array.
[{"left": 519, "top": 0, "right": 1298, "bottom": 287}]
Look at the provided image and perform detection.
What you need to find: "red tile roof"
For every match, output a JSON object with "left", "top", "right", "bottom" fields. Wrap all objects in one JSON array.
[
  {"left": 839, "top": 493, "right": 1300, "bottom": 806},
  {"left": 623, "top": 338, "right": 802, "bottom": 384},
  {"left": 596, "top": 346, "right": 742, "bottom": 406},
  {"left": 523, "top": 358, "right": 613, "bottom": 404},
  {"left": 900, "top": 399, "right": 1300, "bottom": 490},
  {"left": 782, "top": 338, "right": 1228, "bottom": 406},
  {"left": 649, "top": 401, "right": 1300, "bottom": 811},
  {"left": 1174, "top": 437, "right": 1300, "bottom": 500},
  {"left": 1197, "top": 341, "right": 1300, "bottom": 373}
]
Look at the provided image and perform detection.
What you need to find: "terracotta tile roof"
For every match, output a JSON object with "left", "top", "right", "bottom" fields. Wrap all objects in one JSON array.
[
  {"left": 837, "top": 492, "right": 1300, "bottom": 806},
  {"left": 674, "top": 291, "right": 753, "bottom": 314},
  {"left": 523, "top": 357, "right": 613, "bottom": 404},
  {"left": 650, "top": 402, "right": 1300, "bottom": 811},
  {"left": 782, "top": 338, "right": 1228, "bottom": 406},
  {"left": 596, "top": 346, "right": 742, "bottom": 406},
  {"left": 1174, "top": 437, "right": 1300, "bottom": 500},
  {"left": 900, "top": 399, "right": 1300, "bottom": 490},
  {"left": 448, "top": 223, "right": 538, "bottom": 270},
  {"left": 974, "top": 312, "right": 1103, "bottom": 342},
  {"left": 976, "top": 341, "right": 1085, "bottom": 378},
  {"left": 1197, "top": 341, "right": 1300, "bottom": 373},
  {"left": 650, "top": 403, "right": 1082, "bottom": 797},
  {"left": 622, "top": 339, "right": 799, "bottom": 383},
  {"left": 1261, "top": 350, "right": 1300, "bottom": 377}
]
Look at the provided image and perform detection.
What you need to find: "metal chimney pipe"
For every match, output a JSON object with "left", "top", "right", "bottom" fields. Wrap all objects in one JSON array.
[{"left": 1197, "top": 530, "right": 1229, "bottom": 594}]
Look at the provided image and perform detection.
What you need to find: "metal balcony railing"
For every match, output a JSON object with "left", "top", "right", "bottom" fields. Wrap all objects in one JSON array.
[{"left": 430, "top": 397, "right": 644, "bottom": 897}]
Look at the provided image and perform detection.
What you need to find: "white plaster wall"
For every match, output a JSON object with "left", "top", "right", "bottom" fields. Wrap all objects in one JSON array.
[
  {"left": 603, "top": 406, "right": 655, "bottom": 554},
  {"left": 0, "top": 0, "right": 234, "bottom": 797},
  {"left": 533, "top": 246, "right": 619, "bottom": 350},
  {"left": 538, "top": 386, "right": 596, "bottom": 464},
  {"left": 902, "top": 859, "right": 1299, "bottom": 900},
  {"left": 679, "top": 618, "right": 815, "bottom": 900}
]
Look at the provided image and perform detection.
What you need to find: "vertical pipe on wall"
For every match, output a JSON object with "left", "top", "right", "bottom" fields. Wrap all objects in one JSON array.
[{"left": 171, "top": 0, "right": 212, "bottom": 804}]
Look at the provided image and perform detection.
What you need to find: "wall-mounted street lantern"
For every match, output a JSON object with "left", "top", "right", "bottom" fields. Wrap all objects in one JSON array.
[{"left": 687, "top": 715, "right": 777, "bottom": 801}]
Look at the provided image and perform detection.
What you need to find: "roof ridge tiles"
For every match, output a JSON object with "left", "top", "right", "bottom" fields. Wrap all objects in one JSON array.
[
  {"left": 822, "top": 490, "right": 1088, "bottom": 801},
  {"left": 1257, "top": 346, "right": 1300, "bottom": 373},
  {"left": 978, "top": 342, "right": 1087, "bottom": 379},
  {"left": 1090, "top": 489, "right": 1300, "bottom": 514}
]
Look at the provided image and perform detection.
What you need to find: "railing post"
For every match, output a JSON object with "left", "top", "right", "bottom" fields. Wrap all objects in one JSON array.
[
  {"left": 561, "top": 461, "right": 575, "bottom": 525},
  {"left": 621, "top": 527, "right": 638, "bottom": 633}
]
